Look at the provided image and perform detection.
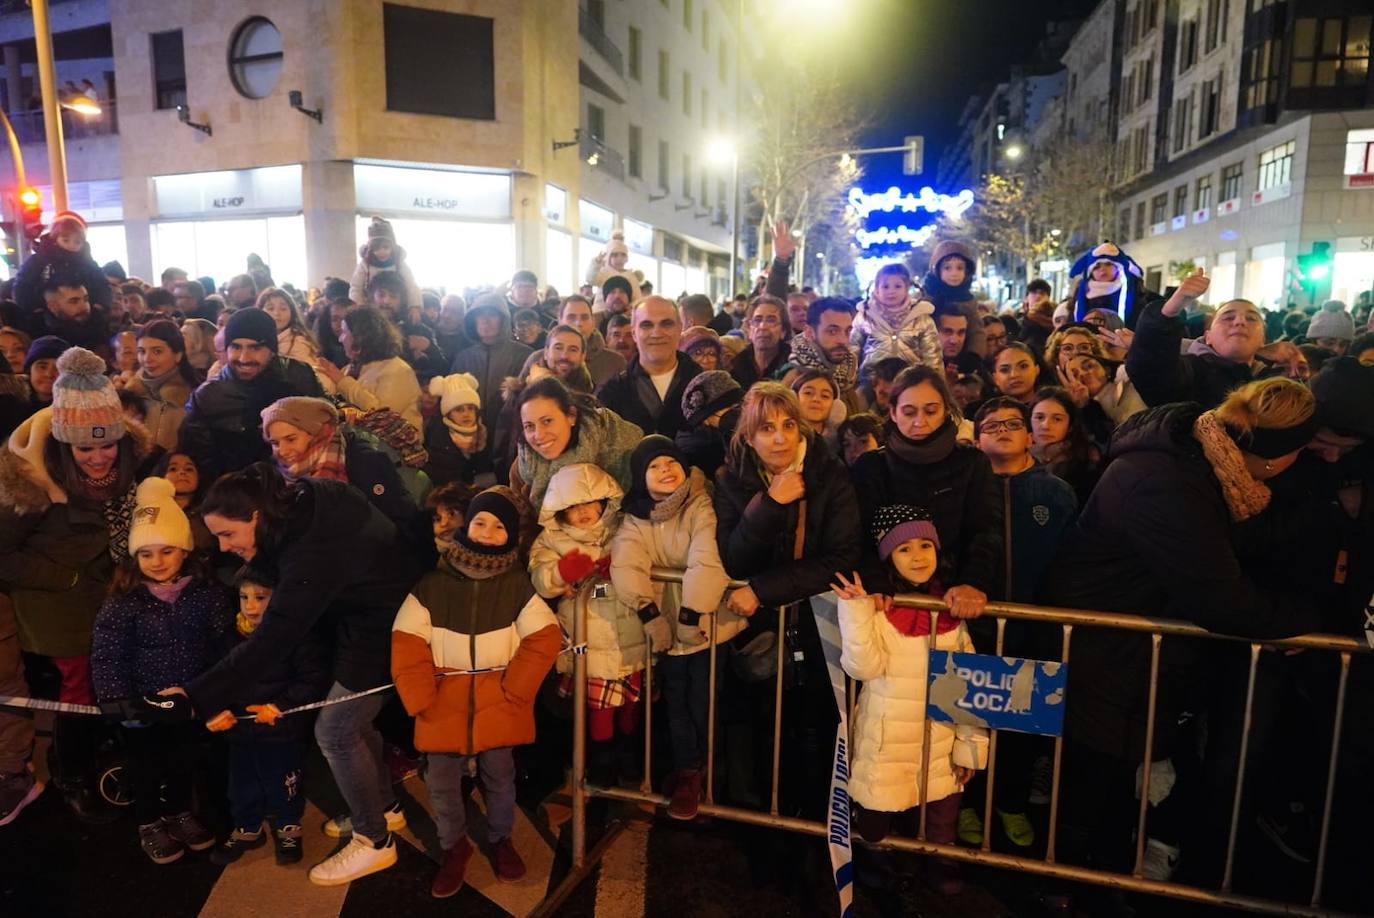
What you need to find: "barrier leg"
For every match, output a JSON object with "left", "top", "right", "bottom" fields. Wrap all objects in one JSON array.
[
  {"left": 1221, "top": 643, "right": 1261, "bottom": 892},
  {"left": 769, "top": 605, "right": 787, "bottom": 817},
  {"left": 918, "top": 611, "right": 939, "bottom": 841},
  {"left": 1045, "top": 624, "right": 1072, "bottom": 863},
  {"left": 1131, "top": 634, "right": 1163, "bottom": 878},
  {"left": 1311, "top": 652, "right": 1350, "bottom": 908},
  {"left": 571, "top": 585, "right": 589, "bottom": 868},
  {"left": 706, "top": 612, "right": 719, "bottom": 805},
  {"left": 980, "top": 617, "right": 1007, "bottom": 852}
]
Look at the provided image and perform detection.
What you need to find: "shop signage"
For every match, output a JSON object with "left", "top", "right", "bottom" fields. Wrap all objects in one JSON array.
[
  {"left": 1344, "top": 174, "right": 1374, "bottom": 190},
  {"left": 927, "top": 651, "right": 1067, "bottom": 736},
  {"left": 353, "top": 164, "right": 511, "bottom": 220},
  {"left": 1335, "top": 237, "right": 1374, "bottom": 253},
  {"left": 622, "top": 218, "right": 654, "bottom": 255},
  {"left": 153, "top": 165, "right": 302, "bottom": 218},
  {"left": 579, "top": 198, "right": 614, "bottom": 241}
]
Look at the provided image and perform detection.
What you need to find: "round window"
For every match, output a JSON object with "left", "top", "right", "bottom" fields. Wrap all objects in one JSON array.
[{"left": 228, "top": 17, "right": 283, "bottom": 99}]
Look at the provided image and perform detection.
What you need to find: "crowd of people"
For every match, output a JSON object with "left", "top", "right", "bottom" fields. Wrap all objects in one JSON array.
[{"left": 0, "top": 213, "right": 1370, "bottom": 910}]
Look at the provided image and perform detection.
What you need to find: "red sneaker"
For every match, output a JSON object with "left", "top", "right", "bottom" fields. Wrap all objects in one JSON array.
[
  {"left": 490, "top": 837, "right": 526, "bottom": 882},
  {"left": 431, "top": 837, "right": 474, "bottom": 898},
  {"left": 667, "top": 768, "right": 703, "bottom": 821}
]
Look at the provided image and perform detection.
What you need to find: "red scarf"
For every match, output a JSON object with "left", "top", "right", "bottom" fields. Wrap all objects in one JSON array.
[{"left": 883, "top": 582, "right": 958, "bottom": 636}]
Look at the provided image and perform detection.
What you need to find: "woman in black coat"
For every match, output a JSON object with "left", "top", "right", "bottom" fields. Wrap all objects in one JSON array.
[
  {"left": 173, "top": 463, "right": 422, "bottom": 883},
  {"left": 849, "top": 366, "right": 1002, "bottom": 616},
  {"left": 712, "top": 382, "right": 862, "bottom": 814},
  {"left": 1041, "top": 378, "right": 1325, "bottom": 873}
]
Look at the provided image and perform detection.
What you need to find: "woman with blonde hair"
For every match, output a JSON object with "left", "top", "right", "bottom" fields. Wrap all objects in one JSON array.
[
  {"left": 1042, "top": 377, "right": 1324, "bottom": 877},
  {"left": 179, "top": 318, "right": 218, "bottom": 382}
]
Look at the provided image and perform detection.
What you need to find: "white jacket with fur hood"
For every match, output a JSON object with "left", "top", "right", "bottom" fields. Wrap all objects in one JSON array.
[
  {"left": 529, "top": 463, "right": 649, "bottom": 679},
  {"left": 610, "top": 468, "right": 744, "bottom": 656}
]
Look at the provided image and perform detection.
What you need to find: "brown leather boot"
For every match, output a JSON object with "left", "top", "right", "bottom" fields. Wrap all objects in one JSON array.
[{"left": 431, "top": 837, "right": 474, "bottom": 898}]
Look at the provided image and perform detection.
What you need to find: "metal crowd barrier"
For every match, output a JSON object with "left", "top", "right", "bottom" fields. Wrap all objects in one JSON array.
[{"left": 542, "top": 568, "right": 1369, "bottom": 918}]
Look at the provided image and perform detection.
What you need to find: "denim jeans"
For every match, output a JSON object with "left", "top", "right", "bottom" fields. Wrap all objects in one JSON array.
[
  {"left": 425, "top": 747, "right": 516, "bottom": 850},
  {"left": 661, "top": 650, "right": 715, "bottom": 772},
  {"left": 228, "top": 739, "right": 307, "bottom": 831},
  {"left": 313, "top": 682, "right": 395, "bottom": 840}
]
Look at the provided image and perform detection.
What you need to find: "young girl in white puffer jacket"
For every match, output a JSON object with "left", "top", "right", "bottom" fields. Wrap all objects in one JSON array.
[
  {"left": 528, "top": 463, "right": 665, "bottom": 786},
  {"left": 831, "top": 504, "right": 988, "bottom": 892}
]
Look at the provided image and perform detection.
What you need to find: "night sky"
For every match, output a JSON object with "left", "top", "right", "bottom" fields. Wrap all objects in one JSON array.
[{"left": 850, "top": 0, "right": 1102, "bottom": 194}]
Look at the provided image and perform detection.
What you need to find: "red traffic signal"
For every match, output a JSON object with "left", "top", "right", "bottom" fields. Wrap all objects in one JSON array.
[
  {"left": 17, "top": 186, "right": 43, "bottom": 245},
  {"left": 17, "top": 187, "right": 40, "bottom": 209}
]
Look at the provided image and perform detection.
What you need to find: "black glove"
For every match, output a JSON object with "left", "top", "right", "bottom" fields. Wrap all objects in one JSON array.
[{"left": 134, "top": 692, "right": 194, "bottom": 724}]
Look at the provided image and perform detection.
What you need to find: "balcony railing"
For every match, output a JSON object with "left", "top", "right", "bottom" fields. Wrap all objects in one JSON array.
[
  {"left": 6, "top": 99, "right": 119, "bottom": 142},
  {"left": 580, "top": 131, "right": 625, "bottom": 182},
  {"left": 579, "top": 9, "right": 623, "bottom": 76}
]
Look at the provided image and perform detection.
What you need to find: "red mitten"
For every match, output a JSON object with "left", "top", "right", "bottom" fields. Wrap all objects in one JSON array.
[
  {"left": 558, "top": 549, "right": 597, "bottom": 585},
  {"left": 594, "top": 555, "right": 612, "bottom": 580}
]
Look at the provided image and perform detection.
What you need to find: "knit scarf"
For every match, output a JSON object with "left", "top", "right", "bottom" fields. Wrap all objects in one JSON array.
[
  {"left": 648, "top": 473, "right": 696, "bottom": 523},
  {"left": 444, "top": 416, "right": 489, "bottom": 456},
  {"left": 438, "top": 535, "right": 518, "bottom": 580},
  {"left": 789, "top": 334, "right": 857, "bottom": 394},
  {"left": 145, "top": 575, "right": 192, "bottom": 604},
  {"left": 104, "top": 486, "right": 137, "bottom": 560},
  {"left": 1192, "top": 410, "right": 1271, "bottom": 521},
  {"left": 136, "top": 364, "right": 181, "bottom": 399},
  {"left": 885, "top": 419, "right": 957, "bottom": 467},
  {"left": 277, "top": 423, "right": 349, "bottom": 483}
]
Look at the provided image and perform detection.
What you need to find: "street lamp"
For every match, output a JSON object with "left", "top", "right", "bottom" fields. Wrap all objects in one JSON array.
[
  {"left": 1005, "top": 143, "right": 1025, "bottom": 161},
  {"left": 708, "top": 136, "right": 739, "bottom": 297}
]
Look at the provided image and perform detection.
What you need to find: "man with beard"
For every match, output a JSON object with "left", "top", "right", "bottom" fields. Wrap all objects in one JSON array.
[
  {"left": 730, "top": 295, "right": 790, "bottom": 388},
  {"left": 179, "top": 308, "right": 325, "bottom": 480},
  {"left": 782, "top": 297, "right": 863, "bottom": 413},
  {"left": 597, "top": 296, "right": 700, "bottom": 439},
  {"left": 606, "top": 313, "right": 636, "bottom": 364},
  {"left": 595, "top": 275, "right": 635, "bottom": 336},
  {"left": 490, "top": 325, "right": 594, "bottom": 483},
  {"left": 15, "top": 276, "right": 112, "bottom": 364},
  {"left": 555, "top": 294, "right": 625, "bottom": 387},
  {"left": 224, "top": 273, "right": 259, "bottom": 310}
]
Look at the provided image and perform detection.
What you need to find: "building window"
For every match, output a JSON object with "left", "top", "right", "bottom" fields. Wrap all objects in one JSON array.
[
  {"left": 1345, "top": 128, "right": 1374, "bottom": 177},
  {"left": 1179, "top": 19, "right": 1198, "bottom": 72},
  {"left": 151, "top": 29, "right": 187, "bottom": 110},
  {"left": 587, "top": 0, "right": 605, "bottom": 28},
  {"left": 1150, "top": 193, "right": 1168, "bottom": 224},
  {"left": 700, "top": 88, "right": 708, "bottom": 127},
  {"left": 1204, "top": 0, "right": 1228, "bottom": 53},
  {"left": 1220, "top": 161, "right": 1243, "bottom": 201},
  {"left": 719, "top": 41, "right": 728, "bottom": 82},
  {"left": 1196, "top": 174, "right": 1213, "bottom": 210},
  {"left": 227, "top": 17, "right": 283, "bottom": 99},
  {"left": 699, "top": 167, "right": 707, "bottom": 205},
  {"left": 682, "top": 71, "right": 692, "bottom": 116},
  {"left": 1243, "top": 38, "right": 1282, "bottom": 110},
  {"left": 1119, "top": 206, "right": 1132, "bottom": 241},
  {"left": 1290, "top": 16, "right": 1372, "bottom": 89},
  {"left": 1257, "top": 139, "right": 1294, "bottom": 190},
  {"left": 1134, "top": 201, "right": 1146, "bottom": 238},
  {"left": 658, "top": 50, "right": 670, "bottom": 100},
  {"left": 1140, "top": 58, "right": 1154, "bottom": 104},
  {"left": 658, "top": 140, "right": 670, "bottom": 190},
  {"left": 383, "top": 5, "right": 494, "bottom": 119},
  {"left": 1144, "top": 0, "right": 1159, "bottom": 32},
  {"left": 628, "top": 124, "right": 642, "bottom": 179},
  {"left": 1171, "top": 92, "right": 1192, "bottom": 153},
  {"left": 1173, "top": 184, "right": 1188, "bottom": 216},
  {"left": 702, "top": 10, "right": 709, "bottom": 50},
  {"left": 628, "top": 27, "right": 641, "bottom": 81},
  {"left": 587, "top": 103, "right": 605, "bottom": 141},
  {"left": 1198, "top": 77, "right": 1220, "bottom": 137},
  {"left": 683, "top": 0, "right": 693, "bottom": 32},
  {"left": 682, "top": 153, "right": 692, "bottom": 199}
]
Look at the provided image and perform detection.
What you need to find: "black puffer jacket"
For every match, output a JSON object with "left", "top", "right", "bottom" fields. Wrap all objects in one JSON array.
[
  {"left": 1126, "top": 302, "right": 1257, "bottom": 409},
  {"left": 179, "top": 357, "right": 326, "bottom": 481},
  {"left": 13, "top": 234, "right": 113, "bottom": 318},
  {"left": 712, "top": 435, "right": 862, "bottom": 608},
  {"left": 1041, "top": 404, "right": 1325, "bottom": 758},
  {"left": 848, "top": 428, "right": 1003, "bottom": 596},
  {"left": 188, "top": 478, "right": 421, "bottom": 715},
  {"left": 596, "top": 356, "right": 701, "bottom": 441}
]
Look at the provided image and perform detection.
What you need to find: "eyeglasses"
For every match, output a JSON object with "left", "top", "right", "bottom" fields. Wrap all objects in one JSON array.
[
  {"left": 1057, "top": 342, "right": 1096, "bottom": 355},
  {"left": 749, "top": 315, "right": 782, "bottom": 327},
  {"left": 980, "top": 418, "right": 1026, "bottom": 434}
]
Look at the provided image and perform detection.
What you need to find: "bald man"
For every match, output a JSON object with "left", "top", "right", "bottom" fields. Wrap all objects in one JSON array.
[{"left": 595, "top": 295, "right": 701, "bottom": 438}]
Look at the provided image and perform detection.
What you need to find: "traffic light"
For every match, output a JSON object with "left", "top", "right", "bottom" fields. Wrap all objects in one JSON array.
[
  {"left": 1297, "top": 242, "right": 1332, "bottom": 281},
  {"left": 0, "top": 221, "right": 15, "bottom": 272},
  {"left": 17, "top": 186, "right": 42, "bottom": 250}
]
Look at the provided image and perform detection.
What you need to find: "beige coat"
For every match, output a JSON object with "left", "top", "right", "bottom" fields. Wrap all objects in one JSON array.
[
  {"left": 123, "top": 372, "right": 192, "bottom": 452},
  {"left": 336, "top": 356, "right": 423, "bottom": 432},
  {"left": 528, "top": 464, "right": 649, "bottom": 677},
  {"left": 610, "top": 469, "right": 744, "bottom": 656},
  {"left": 839, "top": 596, "right": 989, "bottom": 812}
]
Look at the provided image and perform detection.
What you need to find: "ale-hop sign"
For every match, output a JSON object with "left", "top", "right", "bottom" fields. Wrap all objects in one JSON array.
[{"left": 926, "top": 651, "right": 1067, "bottom": 736}]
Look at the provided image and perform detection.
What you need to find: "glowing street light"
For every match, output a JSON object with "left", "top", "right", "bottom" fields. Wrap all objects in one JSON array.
[
  {"left": 707, "top": 136, "right": 740, "bottom": 292},
  {"left": 1005, "top": 143, "right": 1025, "bottom": 161},
  {"left": 707, "top": 136, "right": 736, "bottom": 166},
  {"left": 61, "top": 98, "right": 102, "bottom": 117}
]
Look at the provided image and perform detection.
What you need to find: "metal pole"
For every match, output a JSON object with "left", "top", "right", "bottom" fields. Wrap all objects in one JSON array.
[
  {"left": 1311, "top": 652, "right": 1351, "bottom": 907},
  {"left": 917, "top": 610, "right": 938, "bottom": 841},
  {"left": 0, "top": 107, "right": 28, "bottom": 266},
  {"left": 1132, "top": 634, "right": 1163, "bottom": 878},
  {"left": 980, "top": 617, "right": 1007, "bottom": 852},
  {"left": 571, "top": 583, "right": 590, "bottom": 868},
  {"left": 769, "top": 604, "right": 786, "bottom": 816},
  {"left": 31, "top": 0, "right": 67, "bottom": 211},
  {"left": 1221, "top": 644, "right": 1261, "bottom": 892},
  {"left": 705, "top": 612, "right": 719, "bottom": 805},
  {"left": 729, "top": 0, "right": 741, "bottom": 295},
  {"left": 1045, "top": 624, "right": 1073, "bottom": 863}
]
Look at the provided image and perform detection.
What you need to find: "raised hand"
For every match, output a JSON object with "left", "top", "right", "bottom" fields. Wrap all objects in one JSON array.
[
  {"left": 772, "top": 220, "right": 797, "bottom": 262},
  {"left": 767, "top": 470, "right": 805, "bottom": 505},
  {"left": 830, "top": 571, "right": 868, "bottom": 600},
  {"left": 1056, "top": 365, "right": 1091, "bottom": 407},
  {"left": 1163, "top": 267, "right": 1210, "bottom": 317}
]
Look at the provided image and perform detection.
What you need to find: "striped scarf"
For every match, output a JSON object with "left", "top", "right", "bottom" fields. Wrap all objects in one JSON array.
[
  {"left": 277, "top": 423, "right": 349, "bottom": 483},
  {"left": 789, "top": 334, "right": 857, "bottom": 394}
]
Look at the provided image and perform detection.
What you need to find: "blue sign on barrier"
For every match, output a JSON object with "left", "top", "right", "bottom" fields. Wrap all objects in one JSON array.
[{"left": 926, "top": 651, "right": 1067, "bottom": 736}]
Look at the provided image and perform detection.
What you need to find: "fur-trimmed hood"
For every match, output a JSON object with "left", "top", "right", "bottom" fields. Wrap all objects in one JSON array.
[{"left": 0, "top": 407, "right": 156, "bottom": 515}]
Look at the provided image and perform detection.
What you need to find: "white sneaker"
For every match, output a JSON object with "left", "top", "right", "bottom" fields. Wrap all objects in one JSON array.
[
  {"left": 1141, "top": 838, "right": 1181, "bottom": 881},
  {"left": 308, "top": 832, "right": 397, "bottom": 886},
  {"left": 322, "top": 802, "right": 407, "bottom": 839}
]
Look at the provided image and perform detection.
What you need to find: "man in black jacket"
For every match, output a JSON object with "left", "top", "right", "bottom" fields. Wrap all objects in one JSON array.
[
  {"left": 1127, "top": 269, "right": 1264, "bottom": 410},
  {"left": 730, "top": 295, "right": 791, "bottom": 389},
  {"left": 597, "top": 296, "right": 700, "bottom": 439},
  {"left": 179, "top": 308, "right": 325, "bottom": 481},
  {"left": 14, "top": 275, "right": 112, "bottom": 364}
]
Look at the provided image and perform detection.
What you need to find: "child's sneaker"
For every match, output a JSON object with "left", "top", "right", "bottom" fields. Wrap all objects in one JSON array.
[
  {"left": 273, "top": 823, "right": 304, "bottom": 865},
  {"left": 139, "top": 820, "right": 185, "bottom": 865},
  {"left": 667, "top": 768, "right": 703, "bottom": 821},
  {"left": 322, "top": 801, "right": 406, "bottom": 838},
  {"left": 0, "top": 769, "right": 43, "bottom": 827},
  {"left": 308, "top": 832, "right": 397, "bottom": 886},
  {"left": 431, "top": 837, "right": 474, "bottom": 898},
  {"left": 996, "top": 808, "right": 1035, "bottom": 848},
  {"left": 490, "top": 837, "right": 526, "bottom": 882},
  {"left": 956, "top": 807, "right": 983, "bottom": 845},
  {"left": 163, "top": 811, "right": 216, "bottom": 851},
  {"left": 210, "top": 825, "right": 268, "bottom": 866}
]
